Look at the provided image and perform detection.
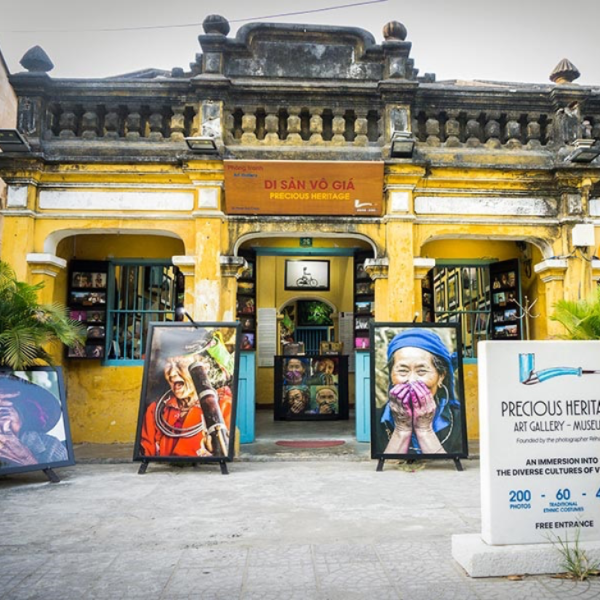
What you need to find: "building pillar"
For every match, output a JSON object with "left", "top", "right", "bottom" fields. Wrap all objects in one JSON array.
[
  {"left": 189, "top": 218, "right": 223, "bottom": 321},
  {"left": 383, "top": 217, "right": 417, "bottom": 321},
  {"left": 563, "top": 251, "right": 594, "bottom": 301},
  {"left": 2, "top": 182, "right": 37, "bottom": 279},
  {"left": 364, "top": 257, "right": 389, "bottom": 320},
  {"left": 220, "top": 255, "right": 247, "bottom": 322},
  {"left": 533, "top": 258, "right": 568, "bottom": 338}
]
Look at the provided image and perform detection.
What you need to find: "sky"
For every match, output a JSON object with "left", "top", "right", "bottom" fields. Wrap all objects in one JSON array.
[{"left": 1, "top": 0, "right": 599, "bottom": 85}]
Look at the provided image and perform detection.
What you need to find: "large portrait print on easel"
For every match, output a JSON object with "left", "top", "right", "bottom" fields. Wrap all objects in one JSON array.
[
  {"left": 134, "top": 322, "right": 240, "bottom": 464},
  {"left": 0, "top": 367, "right": 75, "bottom": 476},
  {"left": 370, "top": 323, "right": 468, "bottom": 461}
]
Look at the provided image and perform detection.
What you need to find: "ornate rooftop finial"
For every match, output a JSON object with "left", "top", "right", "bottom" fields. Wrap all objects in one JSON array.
[
  {"left": 383, "top": 21, "right": 407, "bottom": 42},
  {"left": 19, "top": 45, "right": 54, "bottom": 73},
  {"left": 550, "top": 58, "right": 580, "bottom": 84},
  {"left": 202, "top": 15, "right": 230, "bottom": 36}
]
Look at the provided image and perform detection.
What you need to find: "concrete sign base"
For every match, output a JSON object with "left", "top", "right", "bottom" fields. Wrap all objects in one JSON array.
[{"left": 452, "top": 533, "right": 600, "bottom": 577}]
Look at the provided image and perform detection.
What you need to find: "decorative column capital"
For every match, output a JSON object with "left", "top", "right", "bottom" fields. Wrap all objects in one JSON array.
[
  {"left": 533, "top": 258, "right": 568, "bottom": 283},
  {"left": 172, "top": 255, "right": 196, "bottom": 277},
  {"left": 364, "top": 257, "right": 389, "bottom": 280},
  {"left": 220, "top": 255, "right": 248, "bottom": 279},
  {"left": 414, "top": 257, "right": 435, "bottom": 279},
  {"left": 26, "top": 253, "right": 67, "bottom": 277}
]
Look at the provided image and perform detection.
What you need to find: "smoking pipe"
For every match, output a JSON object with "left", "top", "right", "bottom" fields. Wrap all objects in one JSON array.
[{"left": 519, "top": 353, "right": 600, "bottom": 385}]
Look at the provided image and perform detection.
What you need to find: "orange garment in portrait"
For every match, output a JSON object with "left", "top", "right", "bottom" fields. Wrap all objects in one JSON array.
[{"left": 140, "top": 387, "right": 232, "bottom": 457}]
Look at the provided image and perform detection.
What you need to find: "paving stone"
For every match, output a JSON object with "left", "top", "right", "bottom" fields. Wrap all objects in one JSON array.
[
  {"left": 247, "top": 544, "right": 312, "bottom": 566},
  {"left": 162, "top": 566, "right": 244, "bottom": 596},
  {"left": 1, "top": 460, "right": 597, "bottom": 599},
  {"left": 245, "top": 562, "right": 316, "bottom": 589}
]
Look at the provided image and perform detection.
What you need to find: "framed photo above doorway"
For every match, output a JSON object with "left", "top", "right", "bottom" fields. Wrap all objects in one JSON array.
[{"left": 285, "top": 260, "right": 330, "bottom": 291}]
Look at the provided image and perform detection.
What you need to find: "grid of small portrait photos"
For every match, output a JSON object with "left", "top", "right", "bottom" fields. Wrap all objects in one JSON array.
[
  {"left": 67, "top": 263, "right": 108, "bottom": 359},
  {"left": 274, "top": 355, "right": 348, "bottom": 421}
]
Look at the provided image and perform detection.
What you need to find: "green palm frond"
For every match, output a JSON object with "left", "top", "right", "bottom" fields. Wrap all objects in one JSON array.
[
  {"left": 0, "top": 261, "right": 86, "bottom": 369},
  {"left": 551, "top": 288, "right": 600, "bottom": 340}
]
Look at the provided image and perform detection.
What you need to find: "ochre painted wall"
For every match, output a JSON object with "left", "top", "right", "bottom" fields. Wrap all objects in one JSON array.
[{"left": 67, "top": 363, "right": 143, "bottom": 443}]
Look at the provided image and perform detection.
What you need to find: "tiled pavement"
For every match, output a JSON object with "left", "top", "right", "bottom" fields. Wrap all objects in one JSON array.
[{"left": 1, "top": 459, "right": 600, "bottom": 599}]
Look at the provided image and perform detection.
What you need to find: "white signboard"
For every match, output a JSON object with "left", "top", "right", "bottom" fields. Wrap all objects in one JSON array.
[{"left": 479, "top": 341, "right": 600, "bottom": 545}]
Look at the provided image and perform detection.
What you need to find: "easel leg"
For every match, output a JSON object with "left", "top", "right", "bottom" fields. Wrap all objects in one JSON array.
[
  {"left": 453, "top": 458, "right": 464, "bottom": 472},
  {"left": 138, "top": 461, "right": 149, "bottom": 475},
  {"left": 219, "top": 461, "right": 229, "bottom": 475},
  {"left": 42, "top": 468, "right": 60, "bottom": 483},
  {"left": 376, "top": 458, "right": 385, "bottom": 472}
]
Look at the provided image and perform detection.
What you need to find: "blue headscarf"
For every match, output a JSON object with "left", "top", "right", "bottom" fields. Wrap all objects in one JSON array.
[{"left": 386, "top": 328, "right": 458, "bottom": 406}]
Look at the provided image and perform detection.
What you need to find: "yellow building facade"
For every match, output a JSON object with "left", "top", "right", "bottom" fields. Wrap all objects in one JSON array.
[{"left": 1, "top": 18, "right": 600, "bottom": 445}]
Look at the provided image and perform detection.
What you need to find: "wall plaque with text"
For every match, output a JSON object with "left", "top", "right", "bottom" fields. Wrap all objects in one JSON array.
[{"left": 223, "top": 160, "right": 384, "bottom": 216}]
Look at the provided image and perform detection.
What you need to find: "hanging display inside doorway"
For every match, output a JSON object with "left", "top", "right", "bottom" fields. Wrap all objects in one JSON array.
[
  {"left": 284, "top": 260, "right": 330, "bottom": 291},
  {"left": 0, "top": 367, "right": 75, "bottom": 477},
  {"left": 370, "top": 323, "right": 468, "bottom": 463},
  {"left": 133, "top": 322, "right": 240, "bottom": 467}
]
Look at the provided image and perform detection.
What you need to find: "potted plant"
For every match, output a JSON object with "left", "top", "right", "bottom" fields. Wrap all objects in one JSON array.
[{"left": 0, "top": 261, "right": 85, "bottom": 369}]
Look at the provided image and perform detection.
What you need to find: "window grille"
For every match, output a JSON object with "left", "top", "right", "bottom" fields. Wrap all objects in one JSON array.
[
  {"left": 105, "top": 261, "right": 181, "bottom": 363},
  {"left": 295, "top": 326, "right": 332, "bottom": 356}
]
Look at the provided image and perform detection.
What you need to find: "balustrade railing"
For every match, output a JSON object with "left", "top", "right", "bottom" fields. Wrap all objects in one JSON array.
[
  {"left": 224, "top": 107, "right": 383, "bottom": 146},
  {"left": 45, "top": 102, "right": 198, "bottom": 141},
  {"left": 31, "top": 99, "right": 600, "bottom": 151},
  {"left": 411, "top": 110, "right": 553, "bottom": 148}
]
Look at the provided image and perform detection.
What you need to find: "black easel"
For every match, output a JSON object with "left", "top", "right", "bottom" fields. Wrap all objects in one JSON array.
[
  {"left": 42, "top": 468, "right": 60, "bottom": 483},
  {"left": 376, "top": 457, "right": 464, "bottom": 472}
]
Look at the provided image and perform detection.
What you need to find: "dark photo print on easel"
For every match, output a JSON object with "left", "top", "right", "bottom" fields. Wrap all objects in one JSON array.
[
  {"left": 133, "top": 322, "right": 240, "bottom": 474},
  {"left": 370, "top": 323, "right": 468, "bottom": 471},
  {"left": 0, "top": 367, "right": 75, "bottom": 481}
]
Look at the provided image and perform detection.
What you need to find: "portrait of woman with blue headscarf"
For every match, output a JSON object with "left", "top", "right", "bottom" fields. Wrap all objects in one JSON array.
[{"left": 378, "top": 326, "right": 464, "bottom": 456}]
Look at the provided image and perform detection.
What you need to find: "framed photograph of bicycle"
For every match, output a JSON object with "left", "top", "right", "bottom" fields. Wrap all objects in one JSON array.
[
  {"left": 284, "top": 260, "right": 330, "bottom": 291},
  {"left": 0, "top": 367, "right": 75, "bottom": 477},
  {"left": 133, "top": 322, "right": 240, "bottom": 466},
  {"left": 369, "top": 322, "right": 468, "bottom": 463}
]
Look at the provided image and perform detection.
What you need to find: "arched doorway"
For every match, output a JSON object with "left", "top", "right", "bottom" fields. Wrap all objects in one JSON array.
[{"left": 234, "top": 234, "right": 376, "bottom": 449}]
